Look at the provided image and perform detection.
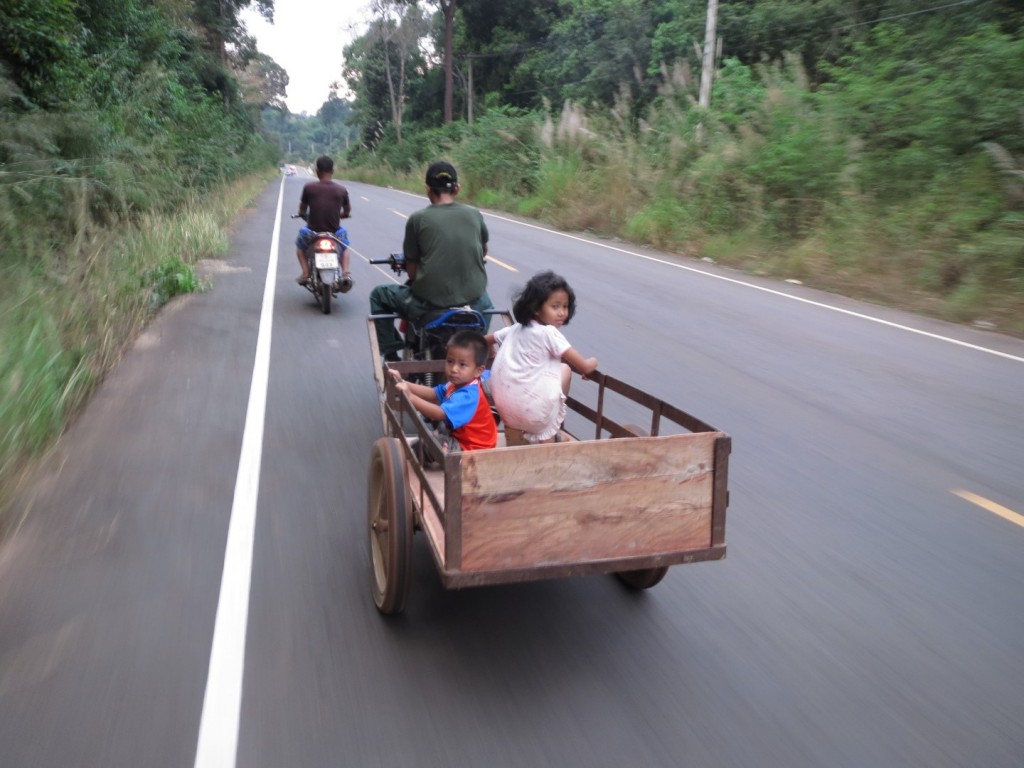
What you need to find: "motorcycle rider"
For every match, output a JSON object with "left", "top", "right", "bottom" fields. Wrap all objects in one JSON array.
[
  {"left": 370, "top": 161, "right": 493, "bottom": 360},
  {"left": 296, "top": 155, "right": 352, "bottom": 291}
]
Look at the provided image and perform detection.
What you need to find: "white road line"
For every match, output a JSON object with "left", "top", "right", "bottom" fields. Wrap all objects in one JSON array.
[
  {"left": 360, "top": 189, "right": 1021, "bottom": 363},
  {"left": 193, "top": 179, "right": 283, "bottom": 768},
  {"left": 481, "top": 212, "right": 1024, "bottom": 364}
]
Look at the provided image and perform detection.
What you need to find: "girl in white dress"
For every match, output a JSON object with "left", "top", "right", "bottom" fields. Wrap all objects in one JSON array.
[{"left": 487, "top": 271, "right": 598, "bottom": 443}]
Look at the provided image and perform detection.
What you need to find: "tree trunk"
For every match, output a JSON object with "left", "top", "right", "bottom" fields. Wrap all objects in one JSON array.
[
  {"left": 382, "top": 40, "right": 402, "bottom": 143},
  {"left": 440, "top": 0, "right": 456, "bottom": 123},
  {"left": 698, "top": 0, "right": 718, "bottom": 109}
]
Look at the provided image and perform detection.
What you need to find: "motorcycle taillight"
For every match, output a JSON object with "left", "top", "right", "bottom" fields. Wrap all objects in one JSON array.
[{"left": 316, "top": 239, "right": 334, "bottom": 251}]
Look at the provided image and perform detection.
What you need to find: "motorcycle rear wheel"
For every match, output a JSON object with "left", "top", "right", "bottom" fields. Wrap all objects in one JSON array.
[{"left": 319, "top": 279, "right": 332, "bottom": 314}]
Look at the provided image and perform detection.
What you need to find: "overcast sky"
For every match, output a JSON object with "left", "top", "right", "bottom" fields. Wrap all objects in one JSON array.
[{"left": 241, "top": 1, "right": 370, "bottom": 115}]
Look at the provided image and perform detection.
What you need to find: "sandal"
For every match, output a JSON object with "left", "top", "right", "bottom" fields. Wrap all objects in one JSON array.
[
  {"left": 296, "top": 275, "right": 310, "bottom": 286},
  {"left": 338, "top": 272, "right": 354, "bottom": 293}
]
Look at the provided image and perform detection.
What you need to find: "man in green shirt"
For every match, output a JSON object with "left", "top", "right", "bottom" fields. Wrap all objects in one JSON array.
[{"left": 370, "top": 161, "right": 494, "bottom": 360}]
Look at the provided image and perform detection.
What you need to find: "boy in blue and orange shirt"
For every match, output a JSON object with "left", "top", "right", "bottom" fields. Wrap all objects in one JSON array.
[{"left": 387, "top": 330, "right": 497, "bottom": 451}]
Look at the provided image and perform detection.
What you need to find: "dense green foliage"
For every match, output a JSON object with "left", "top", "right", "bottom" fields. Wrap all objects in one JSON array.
[
  {"left": 0, "top": 0, "right": 282, "bottom": 503},
  {"left": 328, "top": 0, "right": 1021, "bottom": 333},
  {"left": 262, "top": 95, "right": 359, "bottom": 163},
  {"left": 0, "top": 0, "right": 282, "bottom": 250}
]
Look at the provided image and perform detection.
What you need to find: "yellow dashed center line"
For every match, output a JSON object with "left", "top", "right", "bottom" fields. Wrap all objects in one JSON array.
[
  {"left": 485, "top": 255, "right": 518, "bottom": 272},
  {"left": 952, "top": 490, "right": 1024, "bottom": 529}
]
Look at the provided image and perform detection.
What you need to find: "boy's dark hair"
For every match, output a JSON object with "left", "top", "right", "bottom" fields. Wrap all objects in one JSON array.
[
  {"left": 512, "top": 270, "right": 577, "bottom": 325},
  {"left": 448, "top": 330, "right": 489, "bottom": 366},
  {"left": 316, "top": 155, "right": 334, "bottom": 174}
]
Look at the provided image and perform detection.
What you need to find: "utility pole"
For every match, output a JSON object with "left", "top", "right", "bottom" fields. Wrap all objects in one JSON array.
[
  {"left": 467, "top": 57, "right": 474, "bottom": 125},
  {"left": 698, "top": 0, "right": 719, "bottom": 109}
]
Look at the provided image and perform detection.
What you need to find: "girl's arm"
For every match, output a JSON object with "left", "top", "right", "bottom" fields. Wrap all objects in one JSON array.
[
  {"left": 562, "top": 347, "right": 599, "bottom": 376},
  {"left": 484, "top": 333, "right": 499, "bottom": 363}
]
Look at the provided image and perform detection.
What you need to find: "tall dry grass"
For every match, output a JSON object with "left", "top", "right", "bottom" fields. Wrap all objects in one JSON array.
[
  {"left": 0, "top": 171, "right": 274, "bottom": 516},
  {"left": 441, "top": 60, "right": 1023, "bottom": 336}
]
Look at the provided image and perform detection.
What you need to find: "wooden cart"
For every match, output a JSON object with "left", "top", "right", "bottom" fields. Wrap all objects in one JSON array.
[{"left": 366, "top": 314, "right": 730, "bottom": 614}]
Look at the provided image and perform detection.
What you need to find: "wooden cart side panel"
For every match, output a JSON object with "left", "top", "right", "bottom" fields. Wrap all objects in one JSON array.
[
  {"left": 457, "top": 433, "right": 720, "bottom": 573},
  {"left": 444, "top": 453, "right": 463, "bottom": 570},
  {"left": 712, "top": 435, "right": 731, "bottom": 547},
  {"left": 408, "top": 469, "right": 447, "bottom": 565},
  {"left": 597, "top": 374, "right": 717, "bottom": 434}
]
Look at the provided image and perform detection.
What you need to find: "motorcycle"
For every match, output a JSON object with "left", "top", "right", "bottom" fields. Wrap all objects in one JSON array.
[
  {"left": 369, "top": 251, "right": 489, "bottom": 386},
  {"left": 291, "top": 214, "right": 347, "bottom": 315}
]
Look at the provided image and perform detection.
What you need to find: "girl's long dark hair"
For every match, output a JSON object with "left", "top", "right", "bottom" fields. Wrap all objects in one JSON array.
[{"left": 511, "top": 270, "right": 577, "bottom": 325}]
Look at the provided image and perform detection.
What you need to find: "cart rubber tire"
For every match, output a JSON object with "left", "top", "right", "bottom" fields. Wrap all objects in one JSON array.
[
  {"left": 615, "top": 567, "right": 669, "bottom": 590},
  {"left": 367, "top": 437, "right": 412, "bottom": 614}
]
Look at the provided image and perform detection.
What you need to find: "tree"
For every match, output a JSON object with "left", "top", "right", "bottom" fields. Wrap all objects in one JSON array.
[
  {"left": 318, "top": 91, "right": 353, "bottom": 149},
  {"left": 0, "top": 0, "right": 87, "bottom": 107},
  {"left": 455, "top": 0, "right": 564, "bottom": 110},
  {"left": 523, "top": 0, "right": 658, "bottom": 111},
  {"left": 189, "top": 0, "right": 274, "bottom": 105},
  {"left": 438, "top": 0, "right": 456, "bottom": 122},
  {"left": 368, "top": 0, "right": 430, "bottom": 142},
  {"left": 234, "top": 50, "right": 288, "bottom": 110},
  {"left": 343, "top": 33, "right": 398, "bottom": 147}
]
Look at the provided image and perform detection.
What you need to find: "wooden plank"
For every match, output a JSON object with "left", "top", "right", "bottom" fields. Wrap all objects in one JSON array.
[
  {"left": 455, "top": 433, "right": 720, "bottom": 573},
  {"left": 444, "top": 453, "right": 463, "bottom": 570},
  {"left": 407, "top": 463, "right": 447, "bottom": 567},
  {"left": 599, "top": 374, "right": 717, "bottom": 434},
  {"left": 712, "top": 435, "right": 731, "bottom": 547},
  {"left": 407, "top": 466, "right": 446, "bottom": 514},
  {"left": 420, "top": 499, "right": 447, "bottom": 566},
  {"left": 439, "top": 545, "right": 726, "bottom": 589}
]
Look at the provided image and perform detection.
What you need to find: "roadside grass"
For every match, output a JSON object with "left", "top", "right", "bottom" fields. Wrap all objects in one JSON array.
[
  {"left": 341, "top": 164, "right": 420, "bottom": 194},
  {"left": 346, "top": 50, "right": 1023, "bottom": 337},
  {"left": 0, "top": 170, "right": 274, "bottom": 520},
  {"left": 353, "top": 144, "right": 1024, "bottom": 336}
]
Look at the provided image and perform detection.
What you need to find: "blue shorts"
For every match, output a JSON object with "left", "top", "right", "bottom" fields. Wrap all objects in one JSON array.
[{"left": 296, "top": 226, "right": 349, "bottom": 251}]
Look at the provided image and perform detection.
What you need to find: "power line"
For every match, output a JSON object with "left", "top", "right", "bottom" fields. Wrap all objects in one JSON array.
[
  {"left": 836, "top": 0, "right": 980, "bottom": 30},
  {"left": 698, "top": 0, "right": 984, "bottom": 54}
]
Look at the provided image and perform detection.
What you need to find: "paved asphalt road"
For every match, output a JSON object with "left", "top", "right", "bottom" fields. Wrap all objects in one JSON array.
[{"left": 1, "top": 172, "right": 1022, "bottom": 768}]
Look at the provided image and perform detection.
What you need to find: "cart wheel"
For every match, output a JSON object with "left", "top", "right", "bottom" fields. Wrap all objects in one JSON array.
[
  {"left": 615, "top": 567, "right": 669, "bottom": 590},
  {"left": 367, "top": 437, "right": 413, "bottom": 614}
]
